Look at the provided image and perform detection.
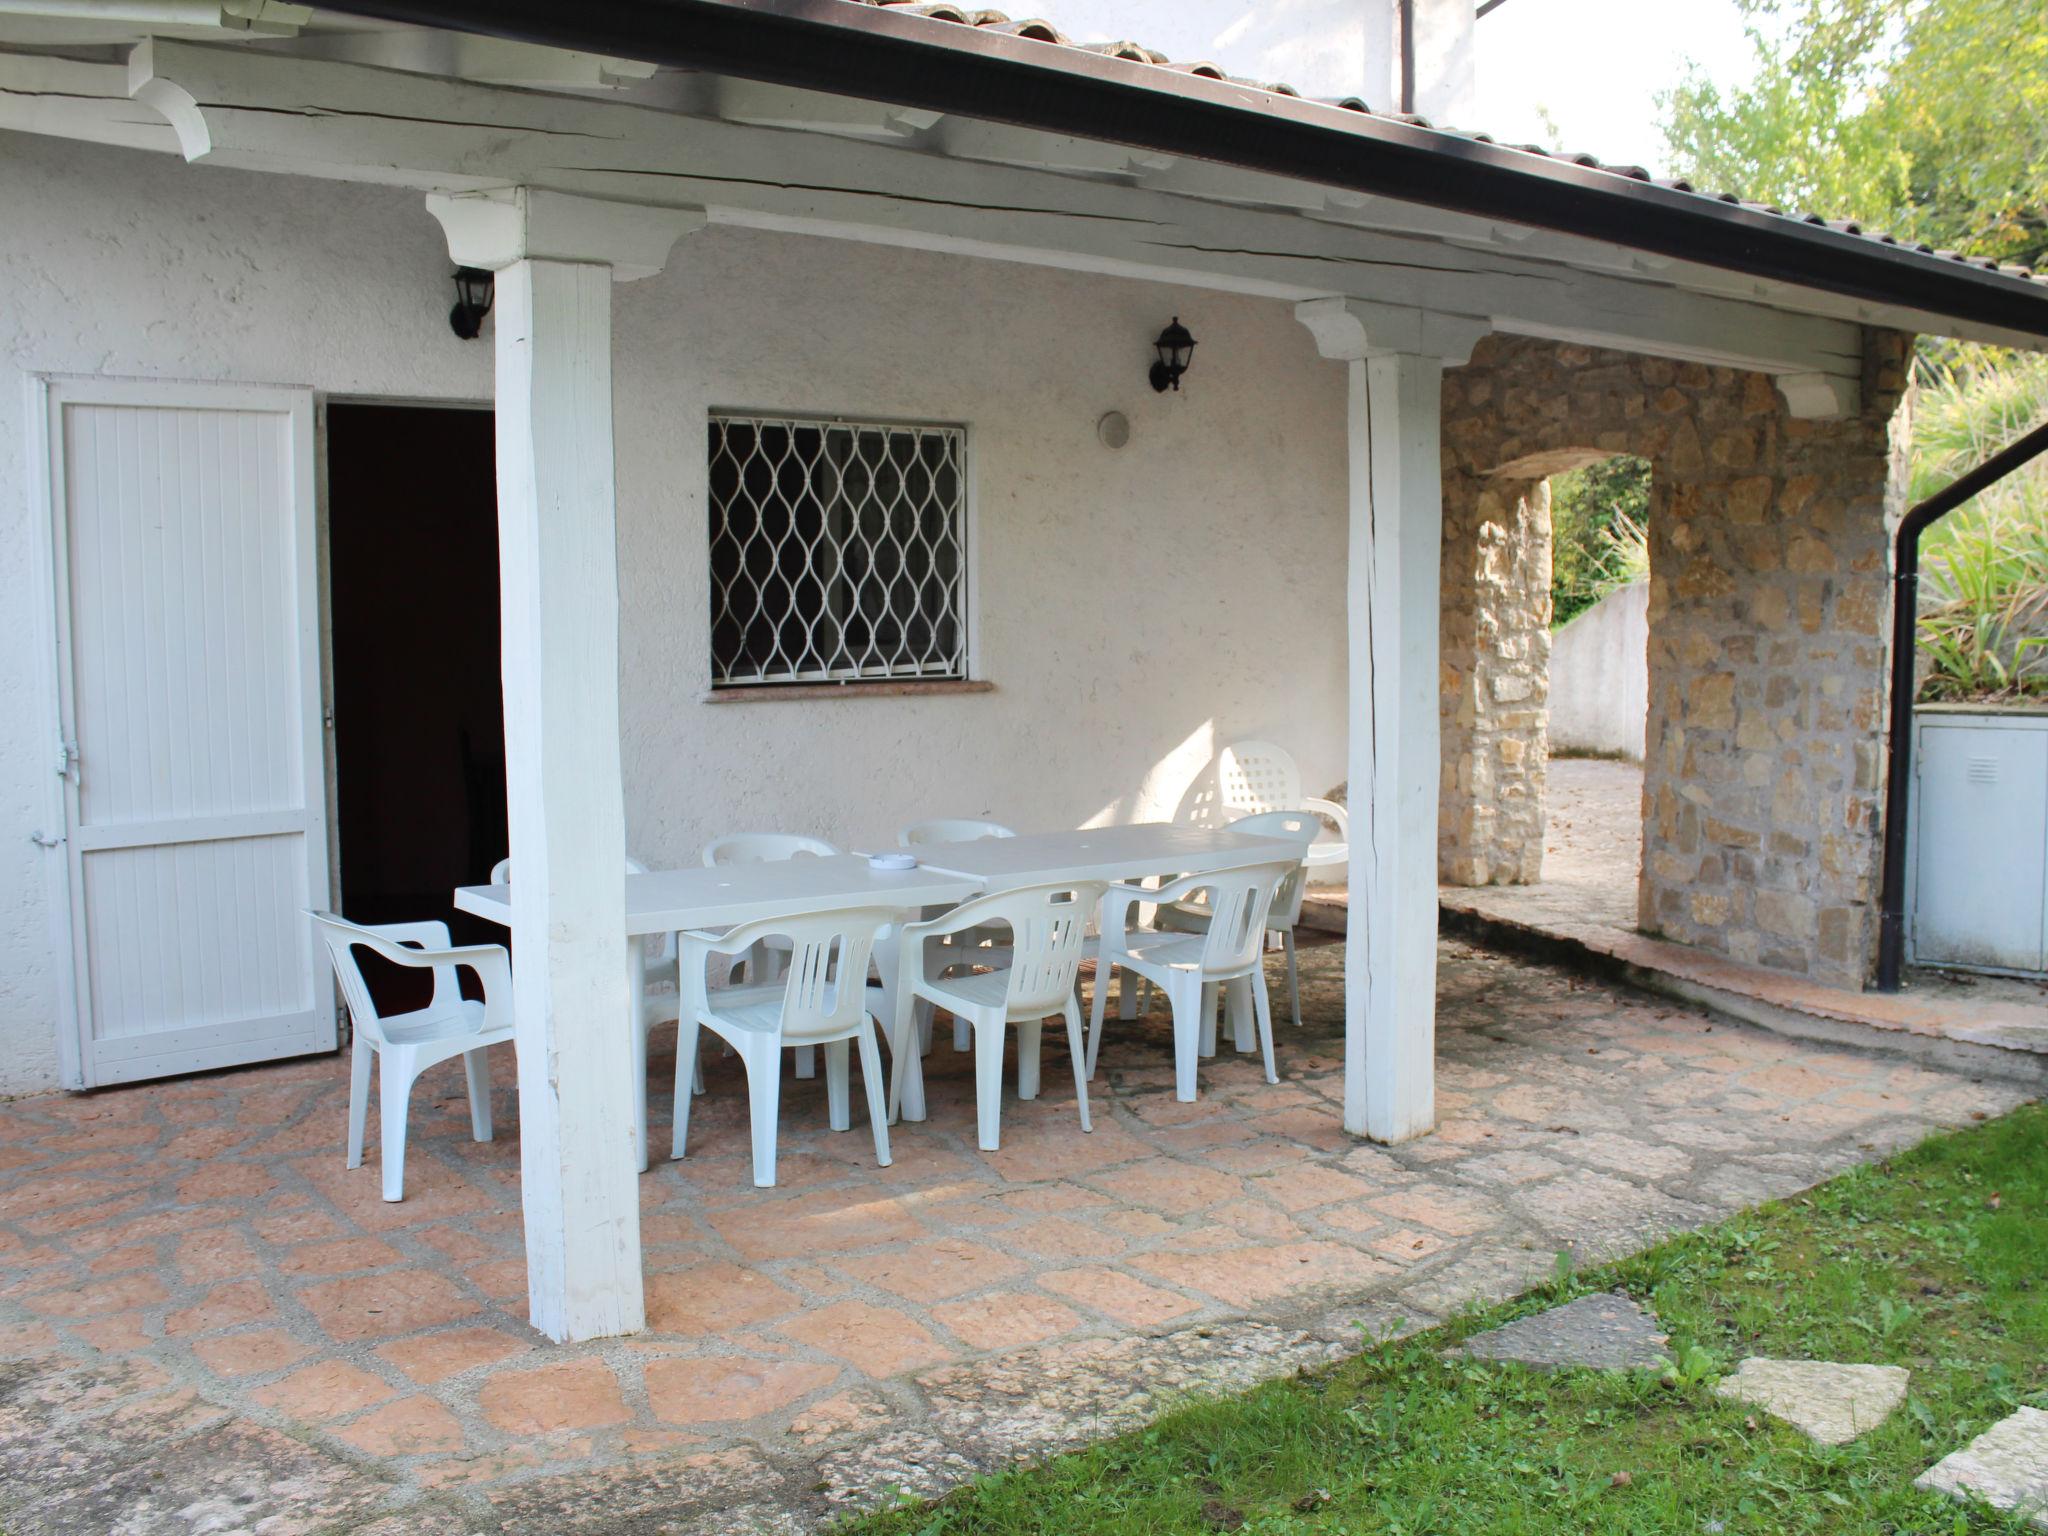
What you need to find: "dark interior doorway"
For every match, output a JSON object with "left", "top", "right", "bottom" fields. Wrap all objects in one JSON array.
[{"left": 328, "top": 402, "right": 506, "bottom": 962}]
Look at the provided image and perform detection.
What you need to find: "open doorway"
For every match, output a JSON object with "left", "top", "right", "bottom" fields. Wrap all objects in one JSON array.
[
  {"left": 1540, "top": 453, "right": 1652, "bottom": 931},
  {"left": 326, "top": 402, "right": 506, "bottom": 955}
]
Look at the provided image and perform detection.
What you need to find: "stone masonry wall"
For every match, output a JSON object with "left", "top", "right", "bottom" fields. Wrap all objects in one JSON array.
[{"left": 1439, "top": 331, "right": 1913, "bottom": 987}]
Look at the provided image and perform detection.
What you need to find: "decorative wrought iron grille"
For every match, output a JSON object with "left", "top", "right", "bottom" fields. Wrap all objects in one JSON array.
[{"left": 708, "top": 413, "right": 969, "bottom": 687}]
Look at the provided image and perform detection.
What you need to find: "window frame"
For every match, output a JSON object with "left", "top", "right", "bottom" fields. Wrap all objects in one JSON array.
[{"left": 703, "top": 407, "right": 977, "bottom": 693}]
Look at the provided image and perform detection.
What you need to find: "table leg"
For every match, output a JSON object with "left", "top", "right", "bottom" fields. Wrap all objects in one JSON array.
[{"left": 627, "top": 937, "right": 649, "bottom": 1173}]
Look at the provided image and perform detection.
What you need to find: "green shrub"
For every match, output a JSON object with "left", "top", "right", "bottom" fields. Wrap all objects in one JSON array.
[
  {"left": 1913, "top": 349, "right": 2048, "bottom": 702},
  {"left": 1550, "top": 456, "right": 1652, "bottom": 628}
]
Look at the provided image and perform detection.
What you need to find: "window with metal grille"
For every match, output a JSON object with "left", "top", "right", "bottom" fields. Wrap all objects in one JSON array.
[{"left": 707, "top": 413, "right": 969, "bottom": 687}]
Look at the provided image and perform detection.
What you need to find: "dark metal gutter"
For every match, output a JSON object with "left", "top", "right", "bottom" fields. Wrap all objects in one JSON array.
[
  {"left": 319, "top": 0, "right": 2048, "bottom": 342},
  {"left": 1875, "top": 415, "right": 2048, "bottom": 991}
]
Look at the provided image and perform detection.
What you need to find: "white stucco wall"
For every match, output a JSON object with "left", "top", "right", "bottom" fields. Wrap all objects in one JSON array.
[
  {"left": 1547, "top": 579, "right": 1648, "bottom": 760},
  {"left": 0, "top": 132, "right": 1351, "bottom": 1095}
]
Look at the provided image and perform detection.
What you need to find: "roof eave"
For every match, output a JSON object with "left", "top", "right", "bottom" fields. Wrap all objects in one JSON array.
[{"left": 319, "top": 0, "right": 2048, "bottom": 343}]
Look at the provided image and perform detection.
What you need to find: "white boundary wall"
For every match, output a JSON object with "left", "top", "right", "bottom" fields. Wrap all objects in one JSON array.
[
  {"left": 0, "top": 133, "right": 1351, "bottom": 1093},
  {"left": 1548, "top": 580, "right": 1648, "bottom": 761}
]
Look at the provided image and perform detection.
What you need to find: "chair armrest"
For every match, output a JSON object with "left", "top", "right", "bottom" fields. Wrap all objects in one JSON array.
[
  {"left": 465, "top": 946, "right": 514, "bottom": 1033},
  {"left": 1300, "top": 797, "right": 1350, "bottom": 841},
  {"left": 365, "top": 919, "right": 454, "bottom": 951}
]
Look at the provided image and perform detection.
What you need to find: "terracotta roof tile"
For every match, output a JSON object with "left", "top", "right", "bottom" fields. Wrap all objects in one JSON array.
[{"left": 838, "top": 0, "right": 2037, "bottom": 282}]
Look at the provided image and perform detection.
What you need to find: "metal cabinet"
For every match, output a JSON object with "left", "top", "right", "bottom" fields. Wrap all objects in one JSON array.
[{"left": 1907, "top": 707, "right": 2048, "bottom": 976}]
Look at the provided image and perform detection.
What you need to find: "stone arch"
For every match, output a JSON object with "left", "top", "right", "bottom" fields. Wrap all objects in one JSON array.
[{"left": 1437, "top": 331, "right": 1912, "bottom": 986}]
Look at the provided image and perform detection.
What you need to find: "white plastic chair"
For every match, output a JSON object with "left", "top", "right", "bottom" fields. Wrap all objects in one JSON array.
[
  {"left": 1156, "top": 809, "right": 1320, "bottom": 1028},
  {"left": 898, "top": 819, "right": 1017, "bottom": 1053},
  {"left": 1210, "top": 740, "right": 1351, "bottom": 869},
  {"left": 309, "top": 912, "right": 514, "bottom": 1203},
  {"left": 670, "top": 906, "right": 894, "bottom": 1188},
  {"left": 889, "top": 880, "right": 1103, "bottom": 1151},
  {"left": 1087, "top": 861, "right": 1293, "bottom": 1103},
  {"left": 898, "top": 818, "right": 1016, "bottom": 848},
  {"left": 491, "top": 854, "right": 699, "bottom": 1138},
  {"left": 491, "top": 852, "right": 677, "bottom": 1020},
  {"left": 700, "top": 834, "right": 842, "bottom": 1078}
]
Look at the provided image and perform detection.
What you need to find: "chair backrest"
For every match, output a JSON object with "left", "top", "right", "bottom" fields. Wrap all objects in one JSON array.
[
  {"left": 308, "top": 912, "right": 460, "bottom": 1047},
  {"left": 926, "top": 881, "right": 1106, "bottom": 1015},
  {"left": 1228, "top": 809, "right": 1320, "bottom": 928},
  {"left": 490, "top": 854, "right": 650, "bottom": 882},
  {"left": 1188, "top": 861, "right": 1292, "bottom": 978},
  {"left": 721, "top": 906, "right": 891, "bottom": 1042},
  {"left": 491, "top": 855, "right": 663, "bottom": 959},
  {"left": 1216, "top": 740, "right": 1303, "bottom": 817},
  {"left": 898, "top": 818, "right": 1016, "bottom": 848},
  {"left": 700, "top": 833, "right": 840, "bottom": 867}
]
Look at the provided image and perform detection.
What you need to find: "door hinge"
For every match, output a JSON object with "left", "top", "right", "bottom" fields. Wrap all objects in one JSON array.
[{"left": 55, "top": 739, "right": 78, "bottom": 782}]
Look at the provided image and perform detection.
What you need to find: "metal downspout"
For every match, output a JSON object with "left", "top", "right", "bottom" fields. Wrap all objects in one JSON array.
[{"left": 1874, "top": 414, "right": 2048, "bottom": 991}]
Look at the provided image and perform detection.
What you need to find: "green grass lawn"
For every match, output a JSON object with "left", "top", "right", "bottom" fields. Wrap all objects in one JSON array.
[{"left": 844, "top": 1103, "right": 2047, "bottom": 1535}]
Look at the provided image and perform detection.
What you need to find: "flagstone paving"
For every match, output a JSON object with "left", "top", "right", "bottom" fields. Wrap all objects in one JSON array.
[
  {"left": 0, "top": 938, "right": 2031, "bottom": 1535},
  {"left": 1456, "top": 1292, "right": 1670, "bottom": 1372},
  {"left": 1918, "top": 1406, "right": 2048, "bottom": 1529},
  {"left": 1715, "top": 1357, "right": 1912, "bottom": 1445}
]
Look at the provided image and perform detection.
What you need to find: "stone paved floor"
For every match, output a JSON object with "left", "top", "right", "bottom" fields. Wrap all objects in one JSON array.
[
  {"left": 0, "top": 940, "right": 2032, "bottom": 1535},
  {"left": 1423, "top": 758, "right": 2048, "bottom": 1065},
  {"left": 1452, "top": 755, "right": 1644, "bottom": 931}
]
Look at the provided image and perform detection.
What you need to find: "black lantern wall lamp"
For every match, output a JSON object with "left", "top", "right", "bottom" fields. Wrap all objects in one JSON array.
[
  {"left": 1149, "top": 316, "right": 1196, "bottom": 392},
  {"left": 449, "top": 266, "right": 495, "bottom": 340}
]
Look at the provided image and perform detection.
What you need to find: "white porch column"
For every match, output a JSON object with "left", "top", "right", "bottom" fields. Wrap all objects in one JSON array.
[
  {"left": 429, "top": 189, "right": 701, "bottom": 1342},
  {"left": 1295, "top": 298, "right": 1487, "bottom": 1143}
]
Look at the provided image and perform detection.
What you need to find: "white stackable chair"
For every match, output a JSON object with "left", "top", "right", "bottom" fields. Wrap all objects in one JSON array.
[
  {"left": 898, "top": 818, "right": 1017, "bottom": 1053},
  {"left": 1213, "top": 740, "right": 1350, "bottom": 871},
  {"left": 700, "top": 833, "right": 842, "bottom": 1078},
  {"left": 1087, "top": 860, "right": 1294, "bottom": 1103},
  {"left": 309, "top": 912, "right": 514, "bottom": 1203},
  {"left": 899, "top": 818, "right": 1016, "bottom": 848},
  {"left": 888, "top": 880, "right": 1103, "bottom": 1152},
  {"left": 491, "top": 855, "right": 699, "bottom": 1143},
  {"left": 670, "top": 906, "right": 894, "bottom": 1188},
  {"left": 1156, "top": 809, "right": 1321, "bottom": 1028},
  {"left": 491, "top": 852, "right": 677, "bottom": 1020}
]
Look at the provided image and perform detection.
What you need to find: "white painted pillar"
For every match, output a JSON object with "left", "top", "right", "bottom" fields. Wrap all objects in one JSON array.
[
  {"left": 429, "top": 189, "right": 701, "bottom": 1342},
  {"left": 1295, "top": 298, "right": 1487, "bottom": 1143}
]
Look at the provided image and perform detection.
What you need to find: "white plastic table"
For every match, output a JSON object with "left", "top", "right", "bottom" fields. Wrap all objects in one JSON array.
[
  {"left": 454, "top": 856, "right": 982, "bottom": 1169},
  {"left": 876, "top": 822, "right": 1308, "bottom": 1121}
]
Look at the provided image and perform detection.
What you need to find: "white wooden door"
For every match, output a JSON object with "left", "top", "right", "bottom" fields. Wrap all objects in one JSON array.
[{"left": 45, "top": 381, "right": 333, "bottom": 1086}]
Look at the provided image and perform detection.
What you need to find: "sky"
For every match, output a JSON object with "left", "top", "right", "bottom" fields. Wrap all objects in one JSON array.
[{"left": 1029, "top": 0, "right": 1762, "bottom": 176}]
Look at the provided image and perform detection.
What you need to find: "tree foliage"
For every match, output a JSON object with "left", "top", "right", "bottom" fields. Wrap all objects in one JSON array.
[
  {"left": 1550, "top": 456, "right": 1652, "bottom": 629},
  {"left": 1662, "top": 0, "right": 2048, "bottom": 268}
]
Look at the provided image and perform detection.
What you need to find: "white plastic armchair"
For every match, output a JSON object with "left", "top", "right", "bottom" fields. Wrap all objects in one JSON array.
[
  {"left": 888, "top": 880, "right": 1103, "bottom": 1151},
  {"left": 670, "top": 906, "right": 894, "bottom": 1188},
  {"left": 1216, "top": 740, "right": 1349, "bottom": 868},
  {"left": 699, "top": 834, "right": 843, "bottom": 1078},
  {"left": 309, "top": 912, "right": 514, "bottom": 1203},
  {"left": 897, "top": 819, "right": 1017, "bottom": 1053},
  {"left": 491, "top": 853, "right": 697, "bottom": 1152},
  {"left": 898, "top": 818, "right": 1016, "bottom": 847},
  {"left": 491, "top": 852, "right": 676, "bottom": 1001},
  {"left": 1157, "top": 809, "right": 1320, "bottom": 1027},
  {"left": 1087, "top": 861, "right": 1292, "bottom": 1103}
]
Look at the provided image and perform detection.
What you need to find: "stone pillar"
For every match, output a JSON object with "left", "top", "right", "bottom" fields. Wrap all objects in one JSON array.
[
  {"left": 1439, "top": 462, "right": 1552, "bottom": 886},
  {"left": 1640, "top": 333, "right": 1913, "bottom": 985}
]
